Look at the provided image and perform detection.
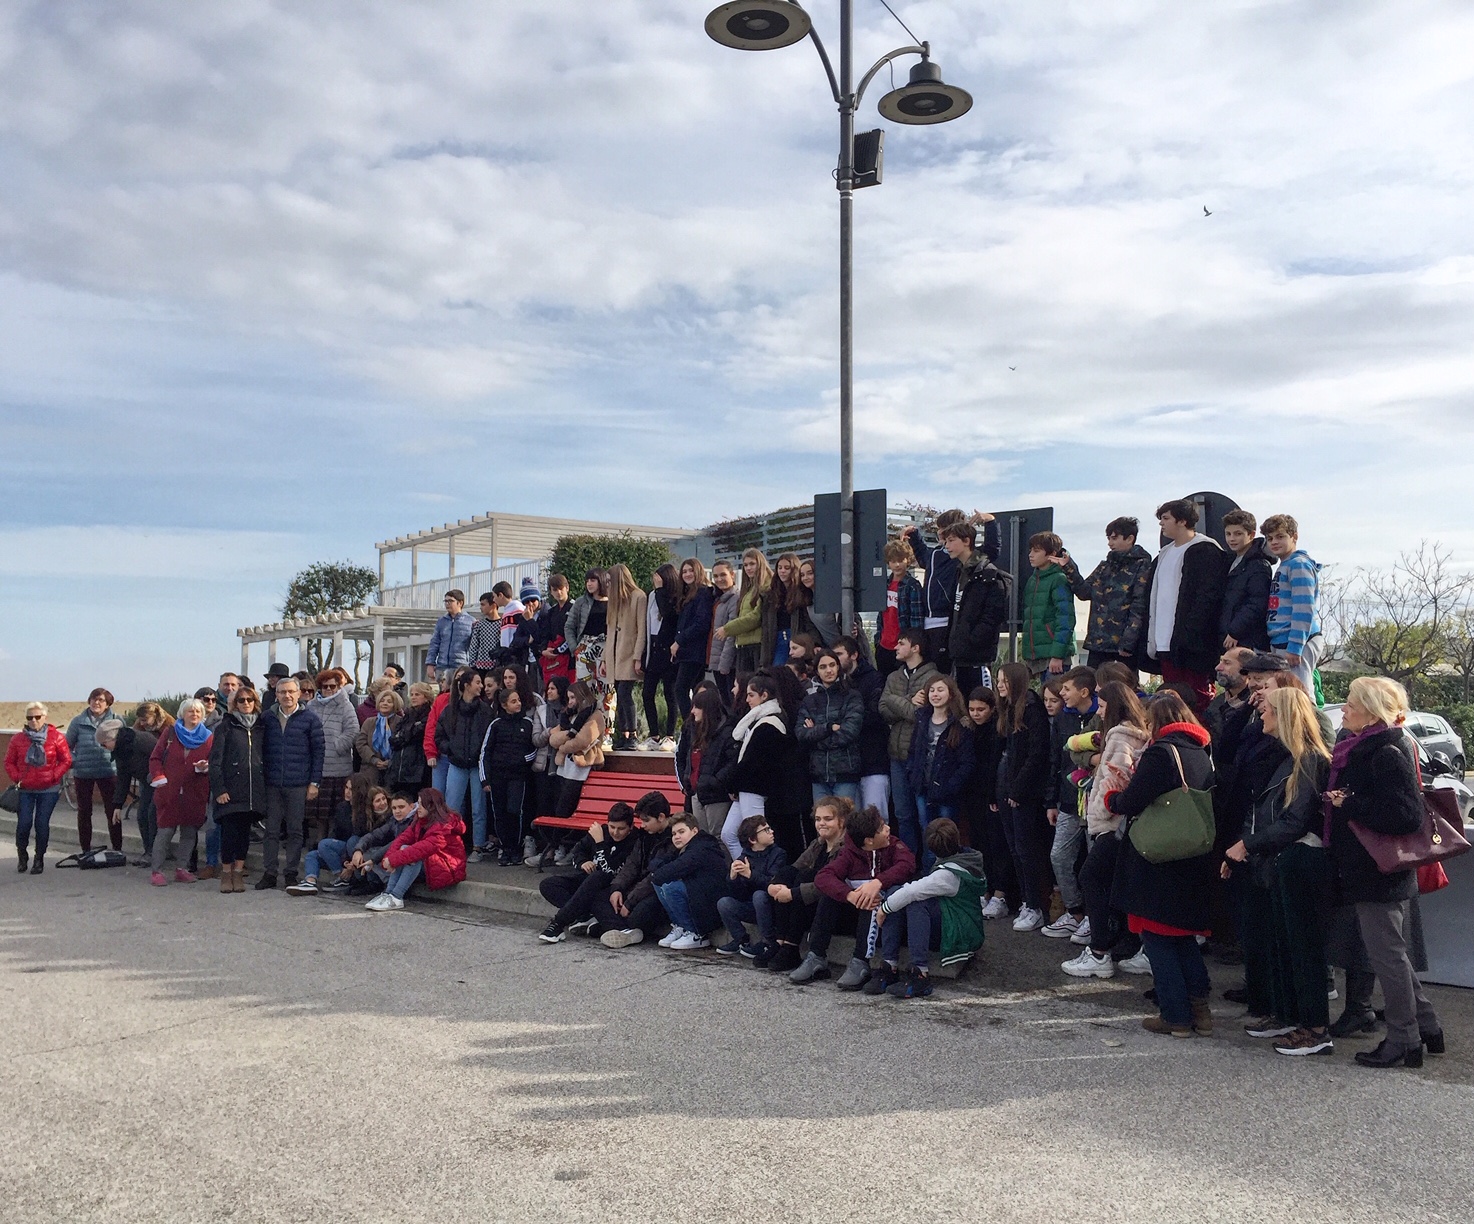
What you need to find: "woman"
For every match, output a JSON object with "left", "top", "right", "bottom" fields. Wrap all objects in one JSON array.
[
  {"left": 876, "top": 540, "right": 924, "bottom": 676},
  {"left": 112, "top": 701, "right": 172, "bottom": 865},
  {"left": 5, "top": 702, "right": 72, "bottom": 874},
  {"left": 676, "top": 684, "right": 738, "bottom": 838},
  {"left": 499, "top": 665, "right": 546, "bottom": 854},
  {"left": 1063, "top": 681, "right": 1151, "bottom": 978},
  {"left": 539, "top": 574, "right": 574, "bottom": 685},
  {"left": 365, "top": 787, "right": 468, "bottom": 911},
  {"left": 1106, "top": 692, "right": 1217, "bottom": 1038},
  {"left": 605, "top": 563, "right": 648, "bottom": 752},
  {"left": 714, "top": 548, "right": 769, "bottom": 677},
  {"left": 1325, "top": 676, "right": 1444, "bottom": 1068},
  {"left": 1223, "top": 686, "right": 1333, "bottom": 1055},
  {"left": 707, "top": 560, "right": 741, "bottom": 703},
  {"left": 794, "top": 558, "right": 841, "bottom": 648},
  {"left": 386, "top": 682, "right": 435, "bottom": 797},
  {"left": 288, "top": 783, "right": 392, "bottom": 895},
  {"left": 435, "top": 669, "right": 493, "bottom": 856},
  {"left": 564, "top": 569, "right": 609, "bottom": 697},
  {"left": 724, "top": 674, "right": 797, "bottom": 860},
  {"left": 548, "top": 679, "right": 607, "bottom": 820},
  {"left": 760, "top": 553, "right": 803, "bottom": 667},
  {"left": 671, "top": 557, "right": 716, "bottom": 725},
  {"left": 66, "top": 687, "right": 121, "bottom": 853},
  {"left": 354, "top": 687, "right": 405, "bottom": 787},
  {"left": 147, "top": 697, "right": 214, "bottom": 887},
  {"left": 641, "top": 563, "right": 681, "bottom": 748},
  {"left": 531, "top": 675, "right": 569, "bottom": 828},
  {"left": 480, "top": 686, "right": 537, "bottom": 866},
  {"left": 795, "top": 649, "right": 864, "bottom": 806},
  {"left": 309, "top": 669, "right": 360, "bottom": 849},
  {"left": 995, "top": 662, "right": 1054, "bottom": 932},
  {"left": 210, "top": 688, "right": 266, "bottom": 893},
  {"left": 904, "top": 674, "right": 974, "bottom": 864}
]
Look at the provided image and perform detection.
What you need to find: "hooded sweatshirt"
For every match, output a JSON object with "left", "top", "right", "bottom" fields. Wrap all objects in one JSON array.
[
  {"left": 1267, "top": 548, "right": 1321, "bottom": 656},
  {"left": 879, "top": 848, "right": 989, "bottom": 966}
]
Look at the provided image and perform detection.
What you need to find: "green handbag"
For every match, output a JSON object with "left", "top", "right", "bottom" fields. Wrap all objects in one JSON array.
[{"left": 1127, "top": 744, "right": 1216, "bottom": 864}]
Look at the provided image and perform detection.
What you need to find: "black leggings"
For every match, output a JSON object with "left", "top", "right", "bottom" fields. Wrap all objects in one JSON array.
[
  {"left": 1001, "top": 799, "right": 1053, "bottom": 912},
  {"left": 642, "top": 670, "right": 677, "bottom": 738},
  {"left": 218, "top": 811, "right": 257, "bottom": 864},
  {"left": 614, "top": 680, "right": 638, "bottom": 735},
  {"left": 674, "top": 661, "right": 706, "bottom": 721},
  {"left": 1081, "top": 832, "right": 1127, "bottom": 954}
]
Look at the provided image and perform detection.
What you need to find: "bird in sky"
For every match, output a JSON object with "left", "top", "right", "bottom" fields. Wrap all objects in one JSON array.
[
  {"left": 1203, "top": 206, "right": 1213, "bottom": 216},
  {"left": 1008, "top": 365, "right": 1016, "bottom": 371}
]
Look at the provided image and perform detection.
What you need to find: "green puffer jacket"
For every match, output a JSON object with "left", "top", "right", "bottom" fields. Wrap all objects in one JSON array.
[
  {"left": 720, "top": 585, "right": 765, "bottom": 649},
  {"left": 1021, "top": 564, "right": 1077, "bottom": 661}
]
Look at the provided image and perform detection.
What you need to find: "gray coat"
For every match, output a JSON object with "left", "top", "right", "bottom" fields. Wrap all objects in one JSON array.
[
  {"left": 707, "top": 586, "right": 740, "bottom": 673},
  {"left": 66, "top": 709, "right": 117, "bottom": 779},
  {"left": 311, "top": 690, "right": 360, "bottom": 778}
]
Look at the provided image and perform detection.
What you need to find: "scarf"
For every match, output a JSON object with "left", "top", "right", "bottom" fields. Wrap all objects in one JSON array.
[
  {"left": 24, "top": 727, "right": 48, "bottom": 767},
  {"left": 373, "top": 714, "right": 392, "bottom": 759},
  {"left": 733, "top": 699, "right": 786, "bottom": 762},
  {"left": 1324, "top": 720, "right": 1388, "bottom": 843},
  {"left": 174, "top": 719, "right": 211, "bottom": 750},
  {"left": 236, "top": 713, "right": 258, "bottom": 729}
]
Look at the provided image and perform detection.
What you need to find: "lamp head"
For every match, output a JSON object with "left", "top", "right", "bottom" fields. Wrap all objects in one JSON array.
[
  {"left": 877, "top": 58, "right": 973, "bottom": 125},
  {"left": 704, "top": 1, "right": 813, "bottom": 51}
]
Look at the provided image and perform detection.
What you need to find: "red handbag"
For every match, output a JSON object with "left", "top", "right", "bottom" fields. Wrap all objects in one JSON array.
[
  {"left": 1350, "top": 786, "right": 1470, "bottom": 874},
  {"left": 1418, "top": 862, "right": 1450, "bottom": 894}
]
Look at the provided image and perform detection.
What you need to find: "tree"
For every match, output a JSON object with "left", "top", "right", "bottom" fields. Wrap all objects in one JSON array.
[
  {"left": 1445, "top": 602, "right": 1474, "bottom": 702},
  {"left": 550, "top": 534, "right": 673, "bottom": 592},
  {"left": 282, "top": 560, "right": 378, "bottom": 677}
]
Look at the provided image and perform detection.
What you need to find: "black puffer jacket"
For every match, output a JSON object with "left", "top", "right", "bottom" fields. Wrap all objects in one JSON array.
[
  {"left": 1001, "top": 692, "right": 1051, "bottom": 807},
  {"left": 1219, "top": 538, "right": 1274, "bottom": 650},
  {"left": 435, "top": 698, "right": 494, "bottom": 771},
  {"left": 479, "top": 713, "right": 536, "bottom": 779},
  {"left": 795, "top": 682, "right": 864, "bottom": 783},
  {"left": 611, "top": 828, "right": 679, "bottom": 910},
  {"left": 387, "top": 703, "right": 431, "bottom": 795},
  {"left": 1137, "top": 538, "right": 1231, "bottom": 676},
  {"left": 112, "top": 726, "right": 160, "bottom": 792},
  {"left": 209, "top": 713, "right": 267, "bottom": 817},
  {"left": 1328, "top": 727, "right": 1424, "bottom": 905},
  {"left": 676, "top": 714, "right": 741, "bottom": 806},
  {"left": 848, "top": 659, "right": 890, "bottom": 776},
  {"left": 948, "top": 552, "right": 1010, "bottom": 667}
]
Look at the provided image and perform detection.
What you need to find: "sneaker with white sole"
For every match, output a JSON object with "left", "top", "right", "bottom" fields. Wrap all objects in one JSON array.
[
  {"left": 565, "top": 916, "right": 597, "bottom": 936},
  {"left": 637, "top": 737, "right": 660, "bottom": 752},
  {"left": 657, "top": 926, "right": 688, "bottom": 948},
  {"left": 539, "top": 922, "right": 567, "bottom": 944},
  {"left": 1117, "top": 950, "right": 1154, "bottom": 975},
  {"left": 381, "top": 894, "right": 404, "bottom": 910},
  {"left": 1245, "top": 1020, "right": 1298, "bottom": 1039},
  {"left": 1070, "top": 917, "right": 1093, "bottom": 945},
  {"left": 1273, "top": 1028, "right": 1335, "bottom": 1056},
  {"left": 1062, "top": 948, "right": 1116, "bottom": 978},
  {"left": 1041, "top": 913, "right": 1080, "bottom": 939},
  {"left": 600, "top": 928, "right": 645, "bottom": 948},
  {"left": 365, "top": 894, "right": 391, "bottom": 912},
  {"left": 981, "top": 895, "right": 1009, "bottom": 920},
  {"left": 657, "top": 737, "right": 677, "bottom": 753},
  {"left": 285, "top": 878, "right": 319, "bottom": 896},
  {"left": 669, "top": 931, "right": 710, "bottom": 951},
  {"left": 1012, "top": 906, "right": 1045, "bottom": 932}
]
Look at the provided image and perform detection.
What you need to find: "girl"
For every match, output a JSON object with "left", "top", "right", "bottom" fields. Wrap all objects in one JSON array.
[
  {"left": 724, "top": 674, "right": 797, "bottom": 860},
  {"left": 435, "top": 669, "right": 493, "bottom": 858},
  {"left": 795, "top": 557, "right": 841, "bottom": 648},
  {"left": 641, "top": 563, "right": 680, "bottom": 748},
  {"left": 671, "top": 557, "right": 716, "bottom": 726},
  {"left": 714, "top": 547, "right": 770, "bottom": 676},
  {"left": 481, "top": 686, "right": 537, "bottom": 867},
  {"left": 565, "top": 569, "right": 609, "bottom": 698},
  {"left": 5, "top": 702, "right": 72, "bottom": 874},
  {"left": 966, "top": 687, "right": 1015, "bottom": 919},
  {"left": 905, "top": 675, "right": 974, "bottom": 867},
  {"left": 1062, "top": 681, "right": 1150, "bottom": 977},
  {"left": 675, "top": 683, "right": 738, "bottom": 838},
  {"left": 996, "top": 662, "right": 1053, "bottom": 931},
  {"left": 531, "top": 675, "right": 569, "bottom": 829},
  {"left": 147, "top": 697, "right": 214, "bottom": 887},
  {"left": 876, "top": 539, "right": 924, "bottom": 676},
  {"left": 605, "top": 563, "right": 648, "bottom": 752},
  {"left": 209, "top": 688, "right": 266, "bottom": 893},
  {"left": 761, "top": 552, "right": 803, "bottom": 667},
  {"left": 795, "top": 649, "right": 864, "bottom": 806},
  {"left": 707, "top": 560, "right": 741, "bottom": 704},
  {"left": 366, "top": 787, "right": 468, "bottom": 911},
  {"left": 548, "top": 680, "right": 606, "bottom": 820}
]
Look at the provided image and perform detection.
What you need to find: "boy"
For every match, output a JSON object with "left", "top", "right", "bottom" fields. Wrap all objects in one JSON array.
[
  {"left": 901, "top": 509, "right": 999, "bottom": 674},
  {"left": 1219, "top": 509, "right": 1273, "bottom": 652},
  {"left": 1262, "top": 514, "right": 1322, "bottom": 694},
  {"left": 649, "top": 812, "right": 730, "bottom": 951},
  {"left": 594, "top": 792, "right": 676, "bottom": 947},
  {"left": 878, "top": 630, "right": 940, "bottom": 859},
  {"left": 338, "top": 793, "right": 418, "bottom": 895},
  {"left": 943, "top": 521, "right": 1011, "bottom": 695},
  {"left": 537, "top": 802, "right": 638, "bottom": 943},
  {"left": 1141, "top": 499, "right": 1229, "bottom": 710},
  {"left": 538, "top": 574, "right": 574, "bottom": 684},
  {"left": 794, "top": 804, "right": 917, "bottom": 989},
  {"left": 1021, "top": 531, "right": 1077, "bottom": 677},
  {"left": 876, "top": 539, "right": 924, "bottom": 677},
  {"left": 468, "top": 591, "right": 503, "bottom": 669},
  {"left": 868, "top": 818, "right": 988, "bottom": 998},
  {"left": 714, "top": 814, "right": 791, "bottom": 957},
  {"left": 764, "top": 795, "right": 851, "bottom": 972},
  {"left": 1058, "top": 517, "right": 1153, "bottom": 667},
  {"left": 1041, "top": 666, "right": 1097, "bottom": 941}
]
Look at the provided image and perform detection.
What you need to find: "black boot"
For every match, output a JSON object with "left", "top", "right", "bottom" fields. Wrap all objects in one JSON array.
[
  {"left": 1329, "top": 1009, "right": 1379, "bottom": 1038},
  {"left": 1354, "top": 1038, "right": 1423, "bottom": 1069},
  {"left": 17, "top": 851, "right": 28, "bottom": 873},
  {"left": 254, "top": 872, "right": 278, "bottom": 891},
  {"left": 29, "top": 856, "right": 43, "bottom": 874},
  {"left": 1422, "top": 1029, "right": 1446, "bottom": 1055}
]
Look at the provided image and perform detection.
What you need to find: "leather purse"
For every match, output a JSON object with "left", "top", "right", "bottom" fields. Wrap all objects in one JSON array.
[{"left": 1350, "top": 786, "right": 1470, "bottom": 874}]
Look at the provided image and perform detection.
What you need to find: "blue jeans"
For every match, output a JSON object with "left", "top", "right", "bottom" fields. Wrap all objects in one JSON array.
[
  {"left": 305, "top": 835, "right": 360, "bottom": 881},
  {"left": 716, "top": 892, "right": 776, "bottom": 944},
  {"left": 1140, "top": 930, "right": 1211, "bottom": 1027},
  {"left": 203, "top": 798, "right": 221, "bottom": 867},
  {"left": 431, "top": 757, "right": 450, "bottom": 798},
  {"left": 913, "top": 795, "right": 956, "bottom": 872},
  {"left": 891, "top": 761, "right": 920, "bottom": 856},
  {"left": 811, "top": 780, "right": 860, "bottom": 806},
  {"left": 1049, "top": 810, "right": 1086, "bottom": 912},
  {"left": 385, "top": 860, "right": 424, "bottom": 899},
  {"left": 881, "top": 896, "right": 942, "bottom": 969},
  {"left": 443, "top": 763, "right": 488, "bottom": 848},
  {"left": 16, "top": 790, "right": 60, "bottom": 856},
  {"left": 654, "top": 879, "right": 696, "bottom": 933}
]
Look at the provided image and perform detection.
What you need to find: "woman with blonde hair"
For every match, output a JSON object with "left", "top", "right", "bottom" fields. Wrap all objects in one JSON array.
[
  {"left": 1223, "top": 687, "right": 1333, "bottom": 1055},
  {"left": 715, "top": 547, "right": 771, "bottom": 675},
  {"left": 761, "top": 552, "right": 804, "bottom": 667},
  {"left": 605, "top": 563, "right": 648, "bottom": 751},
  {"left": 670, "top": 557, "right": 715, "bottom": 725},
  {"left": 4, "top": 702, "right": 72, "bottom": 874}
]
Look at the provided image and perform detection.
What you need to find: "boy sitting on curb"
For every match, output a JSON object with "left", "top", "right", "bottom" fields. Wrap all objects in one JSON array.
[
  {"left": 537, "top": 801, "right": 639, "bottom": 943},
  {"left": 650, "top": 812, "right": 730, "bottom": 951},
  {"left": 715, "top": 814, "right": 790, "bottom": 958}
]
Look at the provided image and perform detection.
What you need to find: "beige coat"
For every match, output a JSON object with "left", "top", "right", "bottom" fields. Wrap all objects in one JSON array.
[{"left": 607, "top": 588, "right": 649, "bottom": 682}]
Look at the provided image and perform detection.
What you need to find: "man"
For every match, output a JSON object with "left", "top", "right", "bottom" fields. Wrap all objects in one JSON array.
[
  {"left": 1203, "top": 646, "right": 1255, "bottom": 747},
  {"left": 834, "top": 635, "right": 890, "bottom": 817},
  {"left": 901, "top": 509, "right": 999, "bottom": 674},
  {"left": 1262, "top": 514, "right": 1323, "bottom": 694},
  {"left": 537, "top": 802, "right": 639, "bottom": 943},
  {"left": 262, "top": 662, "right": 291, "bottom": 711},
  {"left": 878, "top": 630, "right": 939, "bottom": 858},
  {"left": 943, "top": 521, "right": 1010, "bottom": 695},
  {"left": 1058, "top": 517, "right": 1152, "bottom": 668},
  {"left": 257, "top": 678, "right": 325, "bottom": 891},
  {"left": 216, "top": 673, "right": 242, "bottom": 715},
  {"left": 1020, "top": 531, "right": 1076, "bottom": 677},
  {"left": 1219, "top": 510, "right": 1273, "bottom": 652},
  {"left": 1139, "top": 499, "right": 1229, "bottom": 711},
  {"left": 593, "top": 792, "right": 677, "bottom": 948},
  {"left": 1203, "top": 645, "right": 1258, "bottom": 948},
  {"left": 381, "top": 662, "right": 408, "bottom": 704},
  {"left": 425, "top": 589, "right": 474, "bottom": 679},
  {"left": 467, "top": 590, "right": 503, "bottom": 669}
]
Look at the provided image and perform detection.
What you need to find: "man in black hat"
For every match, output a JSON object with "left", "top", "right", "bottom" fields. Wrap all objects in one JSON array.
[{"left": 263, "top": 662, "right": 292, "bottom": 712}]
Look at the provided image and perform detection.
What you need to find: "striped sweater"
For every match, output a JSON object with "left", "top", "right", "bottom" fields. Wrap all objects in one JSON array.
[{"left": 1267, "top": 550, "right": 1320, "bottom": 655}]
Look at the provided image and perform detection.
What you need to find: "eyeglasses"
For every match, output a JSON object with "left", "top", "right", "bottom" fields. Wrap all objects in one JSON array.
[{"left": 25, "top": 714, "right": 44, "bottom": 722}]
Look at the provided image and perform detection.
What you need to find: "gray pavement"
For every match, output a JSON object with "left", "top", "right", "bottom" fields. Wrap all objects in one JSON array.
[{"left": 2, "top": 865, "right": 1472, "bottom": 1224}]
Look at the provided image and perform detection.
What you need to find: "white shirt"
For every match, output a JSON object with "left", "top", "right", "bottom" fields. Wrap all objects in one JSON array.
[{"left": 1148, "top": 536, "right": 1208, "bottom": 658}]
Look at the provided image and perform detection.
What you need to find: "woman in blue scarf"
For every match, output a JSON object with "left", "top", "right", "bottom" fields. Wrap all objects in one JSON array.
[
  {"left": 354, "top": 688, "right": 404, "bottom": 787},
  {"left": 146, "top": 698, "right": 215, "bottom": 887}
]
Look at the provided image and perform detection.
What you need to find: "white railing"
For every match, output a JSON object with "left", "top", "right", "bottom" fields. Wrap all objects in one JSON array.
[{"left": 378, "top": 561, "right": 549, "bottom": 610}]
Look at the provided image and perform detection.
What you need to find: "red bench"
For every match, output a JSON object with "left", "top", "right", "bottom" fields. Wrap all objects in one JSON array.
[{"left": 532, "top": 768, "right": 684, "bottom": 833}]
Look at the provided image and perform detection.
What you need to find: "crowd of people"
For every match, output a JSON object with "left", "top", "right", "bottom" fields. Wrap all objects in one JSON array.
[{"left": 5, "top": 500, "right": 1449, "bottom": 1067}]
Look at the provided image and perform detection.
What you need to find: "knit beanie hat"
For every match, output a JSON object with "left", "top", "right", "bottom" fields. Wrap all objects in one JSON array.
[{"left": 519, "top": 580, "right": 541, "bottom": 604}]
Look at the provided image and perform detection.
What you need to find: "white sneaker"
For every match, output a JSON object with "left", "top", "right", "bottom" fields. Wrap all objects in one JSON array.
[
  {"left": 600, "top": 928, "right": 645, "bottom": 948},
  {"left": 1070, "top": 917, "right": 1093, "bottom": 945},
  {"left": 658, "top": 926, "right": 688, "bottom": 948},
  {"left": 637, "top": 737, "right": 659, "bottom": 752},
  {"left": 383, "top": 894, "right": 404, "bottom": 910},
  {"left": 365, "top": 894, "right": 390, "bottom": 912},
  {"left": 657, "top": 737, "right": 676, "bottom": 753},
  {"left": 1012, "top": 906, "right": 1045, "bottom": 932},
  {"left": 981, "top": 895, "right": 1009, "bottom": 920},
  {"left": 669, "top": 931, "right": 710, "bottom": 951},
  {"left": 1041, "top": 913, "right": 1080, "bottom": 939},
  {"left": 1062, "top": 948, "right": 1116, "bottom": 978},
  {"left": 1118, "top": 950, "right": 1153, "bottom": 975}
]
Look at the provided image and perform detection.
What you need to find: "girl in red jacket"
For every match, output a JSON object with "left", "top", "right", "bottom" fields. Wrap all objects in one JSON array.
[
  {"left": 365, "top": 787, "right": 467, "bottom": 911},
  {"left": 5, "top": 703, "right": 72, "bottom": 873}
]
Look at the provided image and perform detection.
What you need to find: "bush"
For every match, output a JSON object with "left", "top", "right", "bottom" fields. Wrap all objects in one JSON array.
[{"left": 550, "top": 534, "right": 675, "bottom": 593}]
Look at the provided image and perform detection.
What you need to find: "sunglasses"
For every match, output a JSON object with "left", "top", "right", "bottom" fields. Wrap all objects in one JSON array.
[
  {"left": 25, "top": 714, "right": 45, "bottom": 722},
  {"left": 202, "top": 696, "right": 217, "bottom": 704}
]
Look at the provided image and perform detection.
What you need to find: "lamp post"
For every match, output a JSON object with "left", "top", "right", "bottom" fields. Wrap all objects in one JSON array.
[{"left": 705, "top": 0, "right": 972, "bottom": 629}]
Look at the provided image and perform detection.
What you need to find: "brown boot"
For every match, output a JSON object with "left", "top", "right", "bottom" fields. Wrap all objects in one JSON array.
[
  {"left": 232, "top": 866, "right": 246, "bottom": 893},
  {"left": 220, "top": 868, "right": 232, "bottom": 893},
  {"left": 199, "top": 864, "right": 218, "bottom": 881},
  {"left": 1142, "top": 1015, "right": 1193, "bottom": 1038},
  {"left": 1190, "top": 996, "right": 1214, "bottom": 1036}
]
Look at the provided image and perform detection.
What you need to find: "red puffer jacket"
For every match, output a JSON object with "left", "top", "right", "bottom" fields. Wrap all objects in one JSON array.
[
  {"left": 383, "top": 812, "right": 467, "bottom": 890},
  {"left": 5, "top": 726, "right": 72, "bottom": 791}
]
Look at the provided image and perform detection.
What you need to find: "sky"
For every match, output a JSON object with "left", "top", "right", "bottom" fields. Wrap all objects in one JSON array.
[{"left": 2, "top": 0, "right": 1473, "bottom": 700}]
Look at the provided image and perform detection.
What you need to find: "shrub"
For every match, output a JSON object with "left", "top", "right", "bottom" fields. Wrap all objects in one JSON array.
[{"left": 550, "top": 534, "right": 675, "bottom": 593}]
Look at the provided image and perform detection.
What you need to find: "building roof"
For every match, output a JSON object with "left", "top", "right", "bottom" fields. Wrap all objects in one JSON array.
[{"left": 375, "top": 510, "right": 691, "bottom": 559}]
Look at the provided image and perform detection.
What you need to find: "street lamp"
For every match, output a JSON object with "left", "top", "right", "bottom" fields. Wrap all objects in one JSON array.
[{"left": 705, "top": 1, "right": 972, "bottom": 630}]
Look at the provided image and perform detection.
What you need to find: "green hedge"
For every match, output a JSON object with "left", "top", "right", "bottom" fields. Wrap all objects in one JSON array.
[{"left": 550, "top": 534, "right": 675, "bottom": 593}]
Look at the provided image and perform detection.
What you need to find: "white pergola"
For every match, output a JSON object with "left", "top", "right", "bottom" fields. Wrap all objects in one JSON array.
[{"left": 236, "top": 606, "right": 442, "bottom": 679}]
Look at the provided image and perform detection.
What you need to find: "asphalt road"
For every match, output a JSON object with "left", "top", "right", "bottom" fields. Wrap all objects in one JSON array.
[{"left": 3, "top": 866, "right": 1472, "bottom": 1224}]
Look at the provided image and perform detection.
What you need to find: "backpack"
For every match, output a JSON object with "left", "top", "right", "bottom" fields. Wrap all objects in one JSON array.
[{"left": 55, "top": 848, "right": 129, "bottom": 870}]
